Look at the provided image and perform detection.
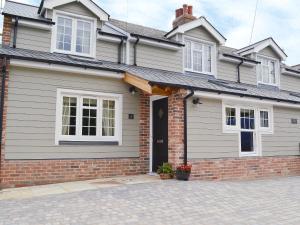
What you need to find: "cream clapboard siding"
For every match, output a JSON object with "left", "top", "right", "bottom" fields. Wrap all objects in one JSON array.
[
  {"left": 54, "top": 2, "right": 97, "bottom": 18},
  {"left": 96, "top": 40, "right": 119, "bottom": 62},
  {"left": 187, "top": 98, "right": 239, "bottom": 159},
  {"left": 131, "top": 44, "right": 183, "bottom": 72},
  {"left": 12, "top": 26, "right": 51, "bottom": 52},
  {"left": 217, "top": 61, "right": 257, "bottom": 85},
  {"left": 5, "top": 67, "right": 140, "bottom": 159},
  {"left": 185, "top": 26, "right": 217, "bottom": 42},
  {"left": 281, "top": 75, "right": 300, "bottom": 92},
  {"left": 258, "top": 46, "right": 279, "bottom": 59},
  {"left": 262, "top": 106, "right": 300, "bottom": 156}
]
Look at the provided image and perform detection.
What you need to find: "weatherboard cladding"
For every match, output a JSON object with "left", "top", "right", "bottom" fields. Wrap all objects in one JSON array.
[{"left": 2, "top": 46, "right": 300, "bottom": 104}]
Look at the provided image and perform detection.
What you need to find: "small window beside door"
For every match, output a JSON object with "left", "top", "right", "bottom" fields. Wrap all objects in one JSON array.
[{"left": 223, "top": 104, "right": 273, "bottom": 157}]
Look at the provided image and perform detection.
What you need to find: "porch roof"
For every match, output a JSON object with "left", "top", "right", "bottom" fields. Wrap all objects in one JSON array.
[{"left": 1, "top": 46, "right": 300, "bottom": 104}]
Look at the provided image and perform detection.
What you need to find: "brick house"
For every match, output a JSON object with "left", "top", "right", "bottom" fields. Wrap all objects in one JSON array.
[{"left": 0, "top": 0, "right": 299, "bottom": 188}]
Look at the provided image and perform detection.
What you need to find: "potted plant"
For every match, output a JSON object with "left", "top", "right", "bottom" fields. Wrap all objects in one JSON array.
[
  {"left": 157, "top": 163, "right": 174, "bottom": 179},
  {"left": 176, "top": 164, "right": 192, "bottom": 181}
]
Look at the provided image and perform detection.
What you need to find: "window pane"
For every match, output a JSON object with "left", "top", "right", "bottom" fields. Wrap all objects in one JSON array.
[
  {"left": 258, "top": 56, "right": 277, "bottom": 85},
  {"left": 61, "top": 96, "right": 77, "bottom": 135},
  {"left": 102, "top": 100, "right": 116, "bottom": 137},
  {"left": 193, "top": 50, "right": 202, "bottom": 72},
  {"left": 240, "top": 109, "right": 255, "bottom": 130},
  {"left": 225, "top": 107, "right": 236, "bottom": 126},
  {"left": 56, "top": 17, "right": 72, "bottom": 51},
  {"left": 204, "top": 45, "right": 212, "bottom": 72},
  {"left": 76, "top": 20, "right": 91, "bottom": 54},
  {"left": 184, "top": 41, "right": 192, "bottom": 69},
  {"left": 241, "top": 131, "right": 254, "bottom": 152},
  {"left": 82, "top": 98, "right": 97, "bottom": 136},
  {"left": 260, "top": 111, "right": 269, "bottom": 127}
]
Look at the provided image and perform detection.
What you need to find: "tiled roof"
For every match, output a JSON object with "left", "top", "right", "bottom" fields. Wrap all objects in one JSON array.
[
  {"left": 109, "top": 19, "right": 178, "bottom": 44},
  {"left": 3, "top": 1, "right": 180, "bottom": 44},
  {"left": 1, "top": 46, "right": 300, "bottom": 104},
  {"left": 2, "top": 1, "right": 53, "bottom": 23}
]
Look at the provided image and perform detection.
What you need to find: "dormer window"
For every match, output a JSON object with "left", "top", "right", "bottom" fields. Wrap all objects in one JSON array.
[
  {"left": 52, "top": 11, "right": 96, "bottom": 57},
  {"left": 257, "top": 56, "right": 279, "bottom": 86},
  {"left": 184, "top": 39, "right": 215, "bottom": 75}
]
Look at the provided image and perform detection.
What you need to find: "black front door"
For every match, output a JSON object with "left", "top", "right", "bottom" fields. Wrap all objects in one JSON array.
[{"left": 152, "top": 98, "right": 168, "bottom": 172}]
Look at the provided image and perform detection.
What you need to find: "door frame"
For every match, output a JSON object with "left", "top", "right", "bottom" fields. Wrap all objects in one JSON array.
[{"left": 149, "top": 95, "right": 168, "bottom": 173}]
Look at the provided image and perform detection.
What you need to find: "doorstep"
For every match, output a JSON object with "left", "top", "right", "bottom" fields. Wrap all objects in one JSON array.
[{"left": 0, "top": 174, "right": 161, "bottom": 200}]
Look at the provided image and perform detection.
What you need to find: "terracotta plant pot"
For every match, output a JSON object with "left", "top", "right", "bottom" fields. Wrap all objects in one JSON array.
[{"left": 159, "top": 173, "right": 173, "bottom": 180}]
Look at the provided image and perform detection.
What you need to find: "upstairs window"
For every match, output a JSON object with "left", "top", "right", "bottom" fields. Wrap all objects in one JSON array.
[
  {"left": 184, "top": 39, "right": 214, "bottom": 74},
  {"left": 257, "top": 56, "right": 278, "bottom": 86},
  {"left": 53, "top": 11, "right": 95, "bottom": 57}
]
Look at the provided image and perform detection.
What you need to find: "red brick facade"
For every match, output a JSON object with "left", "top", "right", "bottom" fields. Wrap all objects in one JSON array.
[
  {"left": 2, "top": 16, "right": 12, "bottom": 46},
  {"left": 190, "top": 156, "right": 300, "bottom": 180}
]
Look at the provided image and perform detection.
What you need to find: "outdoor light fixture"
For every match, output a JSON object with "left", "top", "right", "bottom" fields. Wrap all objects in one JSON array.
[
  {"left": 129, "top": 86, "right": 137, "bottom": 95},
  {"left": 192, "top": 98, "right": 202, "bottom": 105}
]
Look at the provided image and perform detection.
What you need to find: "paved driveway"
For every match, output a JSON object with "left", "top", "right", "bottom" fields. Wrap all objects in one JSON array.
[{"left": 0, "top": 176, "right": 299, "bottom": 225}]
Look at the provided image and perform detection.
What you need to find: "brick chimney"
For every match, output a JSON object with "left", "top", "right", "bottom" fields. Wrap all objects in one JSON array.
[{"left": 173, "top": 4, "right": 196, "bottom": 28}]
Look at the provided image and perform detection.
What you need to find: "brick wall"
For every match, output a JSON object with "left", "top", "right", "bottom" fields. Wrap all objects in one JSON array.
[
  {"left": 0, "top": 91, "right": 150, "bottom": 188},
  {"left": 168, "top": 89, "right": 187, "bottom": 168},
  {"left": 190, "top": 156, "right": 300, "bottom": 180},
  {"left": 2, "top": 16, "right": 12, "bottom": 46}
]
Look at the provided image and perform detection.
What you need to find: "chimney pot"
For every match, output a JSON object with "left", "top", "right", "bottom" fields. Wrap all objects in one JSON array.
[
  {"left": 183, "top": 4, "right": 188, "bottom": 15},
  {"left": 173, "top": 4, "right": 196, "bottom": 28},
  {"left": 188, "top": 6, "right": 193, "bottom": 15}
]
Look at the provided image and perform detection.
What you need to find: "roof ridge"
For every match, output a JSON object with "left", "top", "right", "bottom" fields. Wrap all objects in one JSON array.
[{"left": 110, "top": 18, "right": 168, "bottom": 34}]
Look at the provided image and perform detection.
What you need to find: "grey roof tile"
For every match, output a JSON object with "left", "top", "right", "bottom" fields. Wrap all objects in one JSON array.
[
  {"left": 0, "top": 47, "right": 300, "bottom": 104},
  {"left": 3, "top": 1, "right": 52, "bottom": 23}
]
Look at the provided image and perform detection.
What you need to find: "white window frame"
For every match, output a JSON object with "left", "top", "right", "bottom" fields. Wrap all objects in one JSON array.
[
  {"left": 256, "top": 54, "right": 280, "bottom": 87},
  {"left": 222, "top": 101, "right": 273, "bottom": 157},
  {"left": 55, "top": 89, "right": 123, "bottom": 145},
  {"left": 183, "top": 36, "right": 217, "bottom": 76},
  {"left": 51, "top": 10, "right": 97, "bottom": 58}
]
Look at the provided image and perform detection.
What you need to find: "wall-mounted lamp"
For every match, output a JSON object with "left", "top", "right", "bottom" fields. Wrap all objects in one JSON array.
[
  {"left": 192, "top": 98, "right": 202, "bottom": 105},
  {"left": 129, "top": 86, "right": 137, "bottom": 95}
]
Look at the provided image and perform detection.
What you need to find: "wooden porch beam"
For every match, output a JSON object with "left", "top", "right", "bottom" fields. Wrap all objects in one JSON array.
[{"left": 123, "top": 72, "right": 152, "bottom": 94}]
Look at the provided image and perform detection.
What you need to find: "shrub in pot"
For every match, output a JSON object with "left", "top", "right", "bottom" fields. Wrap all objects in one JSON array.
[
  {"left": 157, "top": 163, "right": 174, "bottom": 179},
  {"left": 176, "top": 164, "right": 192, "bottom": 181}
]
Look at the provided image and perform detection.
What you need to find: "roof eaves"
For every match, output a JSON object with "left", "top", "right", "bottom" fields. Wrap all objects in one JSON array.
[
  {"left": 0, "top": 52, "right": 124, "bottom": 73},
  {"left": 2, "top": 12, "right": 55, "bottom": 24}
]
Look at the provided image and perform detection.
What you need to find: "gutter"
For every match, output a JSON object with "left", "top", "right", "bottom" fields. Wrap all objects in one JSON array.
[
  {"left": 222, "top": 53, "right": 260, "bottom": 64},
  {"left": 98, "top": 30, "right": 128, "bottom": 40},
  {"left": 133, "top": 36, "right": 140, "bottom": 66},
  {"left": 0, "top": 53, "right": 124, "bottom": 73},
  {"left": 13, "top": 17, "right": 19, "bottom": 48},
  {"left": 2, "top": 13, "right": 55, "bottom": 25},
  {"left": 183, "top": 89, "right": 194, "bottom": 165},
  {"left": 130, "top": 33, "right": 184, "bottom": 47},
  {"left": 0, "top": 57, "right": 7, "bottom": 173},
  {"left": 237, "top": 59, "right": 244, "bottom": 83}
]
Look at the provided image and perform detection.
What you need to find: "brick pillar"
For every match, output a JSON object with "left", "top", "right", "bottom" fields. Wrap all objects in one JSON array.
[
  {"left": 2, "top": 16, "right": 12, "bottom": 46},
  {"left": 139, "top": 91, "right": 150, "bottom": 173},
  {"left": 168, "top": 89, "right": 187, "bottom": 168}
]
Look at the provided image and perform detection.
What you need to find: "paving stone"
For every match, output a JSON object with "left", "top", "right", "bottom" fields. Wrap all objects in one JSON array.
[{"left": 0, "top": 177, "right": 299, "bottom": 225}]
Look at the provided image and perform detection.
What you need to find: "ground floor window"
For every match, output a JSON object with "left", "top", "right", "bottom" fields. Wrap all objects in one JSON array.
[
  {"left": 223, "top": 103, "right": 273, "bottom": 156},
  {"left": 56, "top": 89, "right": 122, "bottom": 144}
]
